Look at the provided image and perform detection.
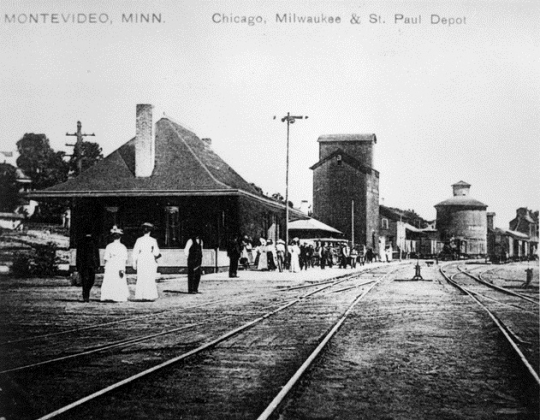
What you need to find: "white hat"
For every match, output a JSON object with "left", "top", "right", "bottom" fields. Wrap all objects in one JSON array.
[{"left": 110, "top": 225, "right": 123, "bottom": 235}]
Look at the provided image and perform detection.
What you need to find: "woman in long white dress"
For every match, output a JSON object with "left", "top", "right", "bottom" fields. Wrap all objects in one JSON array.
[
  {"left": 132, "top": 222, "right": 161, "bottom": 301},
  {"left": 289, "top": 238, "right": 301, "bottom": 273},
  {"left": 100, "top": 226, "right": 130, "bottom": 302},
  {"left": 257, "top": 238, "right": 268, "bottom": 270}
]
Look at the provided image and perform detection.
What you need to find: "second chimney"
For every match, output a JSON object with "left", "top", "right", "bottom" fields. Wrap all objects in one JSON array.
[{"left": 135, "top": 104, "right": 155, "bottom": 177}]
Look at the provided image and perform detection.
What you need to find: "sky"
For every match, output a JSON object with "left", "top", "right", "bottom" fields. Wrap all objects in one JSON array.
[{"left": 1, "top": 0, "right": 538, "bottom": 226}]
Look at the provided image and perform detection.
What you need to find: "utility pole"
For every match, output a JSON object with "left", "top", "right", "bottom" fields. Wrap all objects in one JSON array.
[
  {"left": 275, "top": 113, "right": 308, "bottom": 258},
  {"left": 351, "top": 200, "right": 355, "bottom": 248},
  {"left": 66, "top": 121, "right": 95, "bottom": 176}
]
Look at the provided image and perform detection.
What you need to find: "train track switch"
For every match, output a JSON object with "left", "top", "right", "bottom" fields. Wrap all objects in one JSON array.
[{"left": 412, "top": 260, "right": 423, "bottom": 280}]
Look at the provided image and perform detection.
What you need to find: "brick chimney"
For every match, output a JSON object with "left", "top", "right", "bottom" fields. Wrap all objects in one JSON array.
[
  {"left": 135, "top": 104, "right": 155, "bottom": 177},
  {"left": 487, "top": 212, "right": 495, "bottom": 230}
]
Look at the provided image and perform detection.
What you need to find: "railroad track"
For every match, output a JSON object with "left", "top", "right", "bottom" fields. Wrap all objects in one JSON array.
[
  {"left": 0, "top": 265, "right": 401, "bottom": 420},
  {"left": 440, "top": 262, "right": 539, "bottom": 387},
  {"left": 0, "top": 268, "right": 382, "bottom": 373}
]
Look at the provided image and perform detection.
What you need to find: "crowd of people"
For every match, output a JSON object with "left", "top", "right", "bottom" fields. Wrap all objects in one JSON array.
[
  {"left": 226, "top": 235, "right": 387, "bottom": 275},
  {"left": 76, "top": 227, "right": 395, "bottom": 304}
]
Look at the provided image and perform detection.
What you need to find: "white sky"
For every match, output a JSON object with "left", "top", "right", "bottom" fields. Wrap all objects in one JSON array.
[{"left": 1, "top": 0, "right": 538, "bottom": 226}]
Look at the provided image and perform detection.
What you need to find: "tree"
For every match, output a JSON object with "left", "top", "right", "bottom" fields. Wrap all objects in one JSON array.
[
  {"left": 16, "top": 133, "right": 70, "bottom": 223},
  {"left": 16, "top": 133, "right": 69, "bottom": 190},
  {"left": 0, "top": 163, "right": 20, "bottom": 212},
  {"left": 271, "top": 192, "right": 293, "bottom": 208},
  {"left": 271, "top": 192, "right": 284, "bottom": 202},
  {"left": 68, "top": 141, "right": 103, "bottom": 175},
  {"left": 250, "top": 183, "right": 264, "bottom": 195}
]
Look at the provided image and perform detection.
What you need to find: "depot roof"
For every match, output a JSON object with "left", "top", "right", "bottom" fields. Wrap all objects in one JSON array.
[{"left": 28, "top": 116, "right": 306, "bottom": 217}]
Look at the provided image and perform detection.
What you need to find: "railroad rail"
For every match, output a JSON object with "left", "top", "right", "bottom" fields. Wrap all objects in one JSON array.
[
  {"left": 0, "top": 270, "right": 375, "bottom": 375},
  {"left": 1, "top": 265, "right": 400, "bottom": 420},
  {"left": 440, "top": 263, "right": 540, "bottom": 387},
  {"left": 458, "top": 265, "right": 539, "bottom": 305}
]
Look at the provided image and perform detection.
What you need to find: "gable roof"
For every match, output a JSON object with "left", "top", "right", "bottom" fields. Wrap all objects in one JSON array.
[
  {"left": 29, "top": 117, "right": 262, "bottom": 197},
  {"left": 289, "top": 218, "right": 342, "bottom": 234},
  {"left": 491, "top": 227, "right": 530, "bottom": 240},
  {"left": 379, "top": 205, "right": 407, "bottom": 221},
  {"left": 309, "top": 148, "right": 378, "bottom": 175},
  {"left": 379, "top": 204, "right": 429, "bottom": 227}
]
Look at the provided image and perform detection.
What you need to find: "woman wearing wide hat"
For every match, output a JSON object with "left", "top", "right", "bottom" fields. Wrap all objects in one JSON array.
[
  {"left": 256, "top": 238, "right": 268, "bottom": 271},
  {"left": 132, "top": 222, "right": 161, "bottom": 301},
  {"left": 289, "top": 238, "right": 301, "bottom": 273},
  {"left": 100, "top": 226, "right": 130, "bottom": 302}
]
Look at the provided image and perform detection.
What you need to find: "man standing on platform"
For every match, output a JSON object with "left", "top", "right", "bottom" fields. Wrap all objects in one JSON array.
[
  {"left": 227, "top": 235, "right": 242, "bottom": 278},
  {"left": 184, "top": 234, "right": 203, "bottom": 294},
  {"left": 276, "top": 239, "right": 286, "bottom": 272},
  {"left": 339, "top": 243, "right": 350, "bottom": 268},
  {"left": 76, "top": 232, "right": 100, "bottom": 302}
]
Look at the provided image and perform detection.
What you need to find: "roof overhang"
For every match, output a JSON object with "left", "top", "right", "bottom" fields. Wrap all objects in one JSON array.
[
  {"left": 26, "top": 188, "right": 308, "bottom": 219},
  {"left": 496, "top": 228, "right": 530, "bottom": 240},
  {"left": 404, "top": 223, "right": 422, "bottom": 232},
  {"left": 26, "top": 189, "right": 242, "bottom": 198}
]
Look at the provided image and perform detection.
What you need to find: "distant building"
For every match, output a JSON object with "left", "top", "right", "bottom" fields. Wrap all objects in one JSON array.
[
  {"left": 435, "top": 181, "right": 488, "bottom": 256},
  {"left": 29, "top": 104, "right": 307, "bottom": 272},
  {"left": 379, "top": 205, "right": 437, "bottom": 258},
  {"left": 310, "top": 134, "right": 379, "bottom": 251},
  {"left": 509, "top": 207, "right": 538, "bottom": 257},
  {"left": 487, "top": 212, "right": 534, "bottom": 261}
]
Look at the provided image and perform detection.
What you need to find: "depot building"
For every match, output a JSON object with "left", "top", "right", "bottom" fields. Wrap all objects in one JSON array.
[{"left": 29, "top": 104, "right": 307, "bottom": 273}]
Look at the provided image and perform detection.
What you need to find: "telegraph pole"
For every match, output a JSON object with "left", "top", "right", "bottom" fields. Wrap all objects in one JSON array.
[
  {"left": 276, "top": 113, "right": 308, "bottom": 257},
  {"left": 66, "top": 121, "right": 95, "bottom": 176},
  {"left": 351, "top": 200, "right": 355, "bottom": 248}
]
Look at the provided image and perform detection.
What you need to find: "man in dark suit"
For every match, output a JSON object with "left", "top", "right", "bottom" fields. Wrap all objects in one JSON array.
[
  {"left": 76, "top": 233, "right": 100, "bottom": 302},
  {"left": 184, "top": 235, "right": 203, "bottom": 293},
  {"left": 227, "top": 235, "right": 242, "bottom": 278}
]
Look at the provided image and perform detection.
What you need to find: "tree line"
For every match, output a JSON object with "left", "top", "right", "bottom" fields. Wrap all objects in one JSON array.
[{"left": 0, "top": 133, "right": 103, "bottom": 220}]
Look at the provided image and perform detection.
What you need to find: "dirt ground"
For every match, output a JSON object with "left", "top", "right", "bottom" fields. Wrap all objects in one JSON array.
[
  {"left": 279, "top": 263, "right": 539, "bottom": 420},
  {"left": 0, "top": 260, "right": 538, "bottom": 419}
]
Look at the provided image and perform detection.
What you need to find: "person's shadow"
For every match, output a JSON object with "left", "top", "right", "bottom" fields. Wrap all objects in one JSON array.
[{"left": 162, "top": 290, "right": 191, "bottom": 294}]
